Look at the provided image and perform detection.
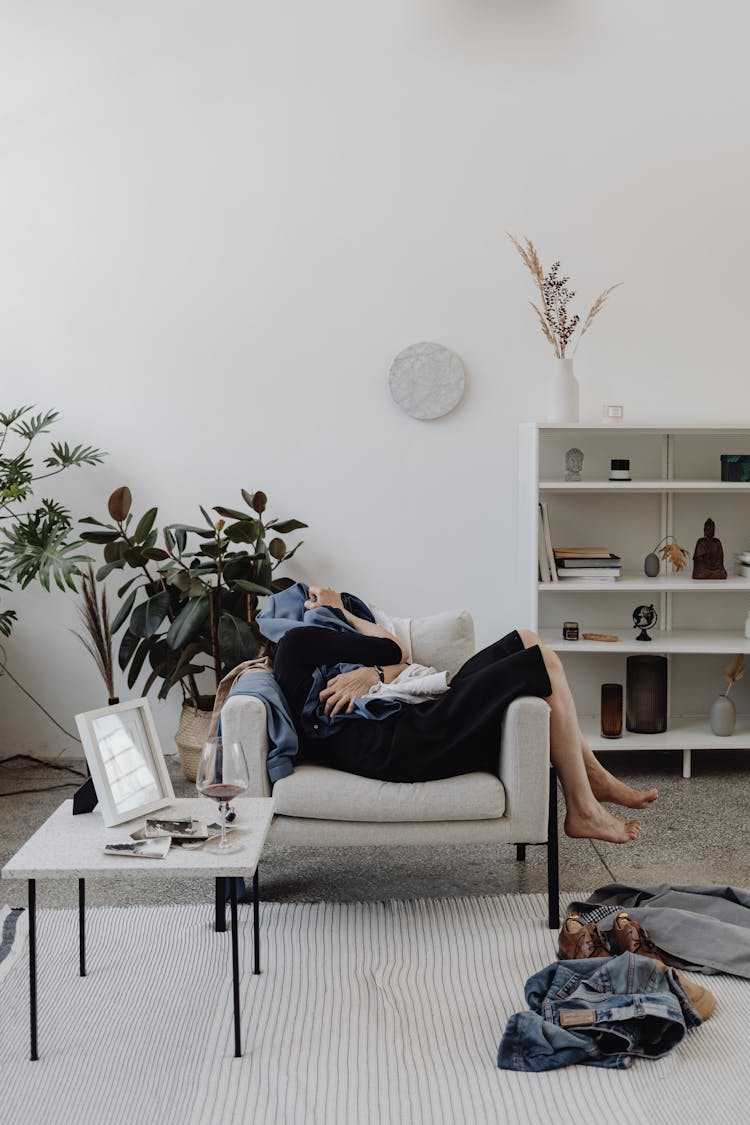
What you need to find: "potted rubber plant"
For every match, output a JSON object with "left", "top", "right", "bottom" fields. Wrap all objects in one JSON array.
[{"left": 81, "top": 486, "right": 306, "bottom": 777}]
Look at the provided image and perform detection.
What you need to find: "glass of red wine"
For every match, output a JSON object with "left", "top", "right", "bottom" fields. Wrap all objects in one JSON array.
[{"left": 195, "top": 738, "right": 249, "bottom": 854}]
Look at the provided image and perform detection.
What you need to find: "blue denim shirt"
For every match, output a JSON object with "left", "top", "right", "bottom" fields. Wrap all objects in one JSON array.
[{"left": 498, "top": 952, "right": 702, "bottom": 1072}]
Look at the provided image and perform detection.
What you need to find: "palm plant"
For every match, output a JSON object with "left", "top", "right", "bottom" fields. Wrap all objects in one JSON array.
[
  {"left": 80, "top": 486, "right": 305, "bottom": 708},
  {"left": 0, "top": 407, "right": 105, "bottom": 636}
]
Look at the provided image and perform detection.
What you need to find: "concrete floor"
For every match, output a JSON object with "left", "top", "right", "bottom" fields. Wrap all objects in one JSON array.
[{"left": 1, "top": 749, "right": 749, "bottom": 911}]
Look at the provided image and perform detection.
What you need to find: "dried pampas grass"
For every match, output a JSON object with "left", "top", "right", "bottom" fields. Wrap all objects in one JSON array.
[
  {"left": 723, "top": 654, "right": 745, "bottom": 696},
  {"left": 508, "top": 233, "right": 621, "bottom": 359},
  {"left": 73, "top": 560, "right": 115, "bottom": 700}
]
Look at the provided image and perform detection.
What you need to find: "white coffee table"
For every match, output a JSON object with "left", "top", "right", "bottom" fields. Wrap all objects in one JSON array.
[{"left": 1, "top": 796, "right": 274, "bottom": 1061}]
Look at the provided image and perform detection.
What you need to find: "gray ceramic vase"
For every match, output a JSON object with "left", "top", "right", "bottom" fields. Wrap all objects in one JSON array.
[
  {"left": 644, "top": 552, "right": 660, "bottom": 577},
  {"left": 709, "top": 694, "right": 736, "bottom": 736}
]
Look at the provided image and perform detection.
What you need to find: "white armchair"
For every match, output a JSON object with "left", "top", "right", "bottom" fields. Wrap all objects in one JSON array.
[{"left": 221, "top": 609, "right": 560, "bottom": 927}]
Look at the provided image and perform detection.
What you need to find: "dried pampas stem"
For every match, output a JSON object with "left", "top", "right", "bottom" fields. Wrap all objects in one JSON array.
[
  {"left": 73, "top": 560, "right": 115, "bottom": 700},
  {"left": 723, "top": 654, "right": 745, "bottom": 696},
  {"left": 573, "top": 284, "right": 623, "bottom": 354}
]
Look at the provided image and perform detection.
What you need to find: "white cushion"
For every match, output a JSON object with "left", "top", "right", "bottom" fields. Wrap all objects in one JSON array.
[
  {"left": 371, "top": 606, "right": 475, "bottom": 676},
  {"left": 272, "top": 763, "right": 506, "bottom": 822},
  {"left": 409, "top": 609, "right": 474, "bottom": 678}
]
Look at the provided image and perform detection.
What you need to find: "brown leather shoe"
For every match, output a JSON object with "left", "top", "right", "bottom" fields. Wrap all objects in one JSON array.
[
  {"left": 609, "top": 911, "right": 663, "bottom": 960},
  {"left": 558, "top": 914, "right": 611, "bottom": 959},
  {"left": 609, "top": 912, "right": 716, "bottom": 1021}
]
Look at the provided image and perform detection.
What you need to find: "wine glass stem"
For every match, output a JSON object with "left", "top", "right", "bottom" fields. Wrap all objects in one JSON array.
[{"left": 220, "top": 802, "right": 227, "bottom": 849}]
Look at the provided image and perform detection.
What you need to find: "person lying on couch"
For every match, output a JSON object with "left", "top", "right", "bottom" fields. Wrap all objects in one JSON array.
[{"left": 263, "top": 584, "right": 656, "bottom": 845}]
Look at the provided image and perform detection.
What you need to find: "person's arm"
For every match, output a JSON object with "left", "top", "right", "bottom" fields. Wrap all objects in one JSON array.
[
  {"left": 304, "top": 585, "right": 408, "bottom": 662},
  {"left": 304, "top": 585, "right": 408, "bottom": 715},
  {"left": 318, "top": 662, "right": 408, "bottom": 716}
]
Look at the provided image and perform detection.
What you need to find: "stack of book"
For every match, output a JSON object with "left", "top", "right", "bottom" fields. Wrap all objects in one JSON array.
[
  {"left": 553, "top": 548, "right": 622, "bottom": 582},
  {"left": 537, "top": 502, "right": 558, "bottom": 583}
]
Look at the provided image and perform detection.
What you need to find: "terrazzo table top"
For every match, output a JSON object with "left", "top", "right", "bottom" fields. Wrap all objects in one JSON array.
[{"left": 1, "top": 797, "right": 275, "bottom": 880}]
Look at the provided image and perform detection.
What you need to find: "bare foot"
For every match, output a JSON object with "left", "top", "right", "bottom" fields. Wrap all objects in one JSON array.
[
  {"left": 586, "top": 764, "right": 658, "bottom": 810},
  {"left": 564, "top": 803, "right": 641, "bottom": 844}
]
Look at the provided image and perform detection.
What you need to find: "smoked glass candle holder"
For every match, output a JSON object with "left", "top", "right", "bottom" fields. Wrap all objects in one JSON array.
[
  {"left": 600, "top": 683, "right": 623, "bottom": 739},
  {"left": 626, "top": 655, "right": 668, "bottom": 734}
]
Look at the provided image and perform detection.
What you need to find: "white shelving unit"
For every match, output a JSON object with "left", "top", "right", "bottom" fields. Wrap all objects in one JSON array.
[{"left": 519, "top": 423, "right": 750, "bottom": 778}]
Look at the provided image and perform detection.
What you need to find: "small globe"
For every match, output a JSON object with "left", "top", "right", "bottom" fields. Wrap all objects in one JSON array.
[{"left": 633, "top": 604, "right": 658, "bottom": 641}]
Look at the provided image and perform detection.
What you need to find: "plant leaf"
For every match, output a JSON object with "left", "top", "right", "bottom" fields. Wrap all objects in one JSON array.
[
  {"left": 218, "top": 611, "right": 257, "bottom": 670},
  {"left": 133, "top": 507, "right": 158, "bottom": 544},
  {"left": 165, "top": 595, "right": 210, "bottom": 650},
  {"left": 80, "top": 530, "right": 121, "bottom": 545},
  {"left": 118, "top": 627, "right": 140, "bottom": 671},
  {"left": 108, "top": 487, "right": 132, "bottom": 521},
  {"left": 0, "top": 608, "right": 17, "bottom": 637},
  {"left": 95, "top": 560, "right": 125, "bottom": 580},
  {"left": 127, "top": 637, "right": 154, "bottom": 689},
  {"left": 264, "top": 519, "right": 307, "bottom": 534},
  {"left": 231, "top": 578, "right": 273, "bottom": 596},
  {"left": 129, "top": 591, "right": 171, "bottom": 638},
  {"left": 111, "top": 587, "right": 138, "bottom": 633}
]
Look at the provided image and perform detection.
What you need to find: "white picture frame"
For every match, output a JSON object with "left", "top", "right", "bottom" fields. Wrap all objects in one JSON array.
[{"left": 74, "top": 698, "right": 174, "bottom": 827}]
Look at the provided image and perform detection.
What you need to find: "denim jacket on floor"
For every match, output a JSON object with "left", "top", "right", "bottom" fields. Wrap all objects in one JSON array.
[{"left": 497, "top": 952, "right": 702, "bottom": 1072}]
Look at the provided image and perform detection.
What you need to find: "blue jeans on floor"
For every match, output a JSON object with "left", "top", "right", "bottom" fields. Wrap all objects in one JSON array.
[{"left": 498, "top": 952, "right": 703, "bottom": 1071}]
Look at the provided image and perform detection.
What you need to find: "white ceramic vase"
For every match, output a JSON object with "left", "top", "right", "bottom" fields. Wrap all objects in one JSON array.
[
  {"left": 547, "top": 358, "right": 579, "bottom": 423},
  {"left": 709, "top": 693, "right": 736, "bottom": 737}
]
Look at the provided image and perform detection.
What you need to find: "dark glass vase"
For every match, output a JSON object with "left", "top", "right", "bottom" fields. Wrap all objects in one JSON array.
[
  {"left": 600, "top": 683, "right": 623, "bottom": 738},
  {"left": 626, "top": 655, "right": 668, "bottom": 734}
]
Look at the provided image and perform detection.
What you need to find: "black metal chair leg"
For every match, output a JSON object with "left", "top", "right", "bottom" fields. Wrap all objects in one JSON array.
[
  {"left": 79, "top": 878, "right": 86, "bottom": 976},
  {"left": 515, "top": 844, "right": 527, "bottom": 861},
  {"left": 230, "top": 878, "right": 241, "bottom": 1057},
  {"left": 547, "top": 764, "right": 560, "bottom": 929},
  {"left": 29, "top": 879, "right": 38, "bottom": 1061},
  {"left": 253, "top": 867, "right": 260, "bottom": 975},
  {"left": 215, "top": 877, "right": 227, "bottom": 932}
]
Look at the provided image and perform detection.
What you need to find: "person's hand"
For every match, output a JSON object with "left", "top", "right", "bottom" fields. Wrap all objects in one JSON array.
[
  {"left": 319, "top": 667, "right": 379, "bottom": 716},
  {"left": 305, "top": 586, "right": 345, "bottom": 612}
]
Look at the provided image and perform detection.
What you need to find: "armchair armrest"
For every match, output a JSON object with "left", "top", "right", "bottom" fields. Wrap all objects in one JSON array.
[
  {"left": 497, "top": 696, "right": 551, "bottom": 843},
  {"left": 220, "top": 695, "right": 272, "bottom": 798}
]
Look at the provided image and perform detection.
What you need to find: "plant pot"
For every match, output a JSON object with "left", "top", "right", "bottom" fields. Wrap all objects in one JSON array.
[
  {"left": 547, "top": 358, "right": 579, "bottom": 423},
  {"left": 175, "top": 695, "right": 215, "bottom": 781},
  {"left": 709, "top": 694, "right": 736, "bottom": 737}
]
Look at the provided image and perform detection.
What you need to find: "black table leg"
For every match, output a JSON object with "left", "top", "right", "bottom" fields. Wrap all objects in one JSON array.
[
  {"left": 29, "top": 878, "right": 38, "bottom": 1061},
  {"left": 230, "top": 877, "right": 241, "bottom": 1057},
  {"left": 79, "top": 878, "right": 86, "bottom": 977},
  {"left": 215, "top": 877, "right": 227, "bottom": 932},
  {"left": 253, "top": 867, "right": 260, "bottom": 975}
]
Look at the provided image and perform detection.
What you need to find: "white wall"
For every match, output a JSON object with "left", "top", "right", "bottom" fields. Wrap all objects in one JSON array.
[{"left": 1, "top": 0, "right": 749, "bottom": 756}]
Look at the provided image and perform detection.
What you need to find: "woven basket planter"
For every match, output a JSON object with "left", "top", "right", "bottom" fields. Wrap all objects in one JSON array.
[{"left": 175, "top": 696, "right": 215, "bottom": 781}]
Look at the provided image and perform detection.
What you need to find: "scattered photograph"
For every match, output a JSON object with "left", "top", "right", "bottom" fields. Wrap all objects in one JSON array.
[
  {"left": 104, "top": 837, "right": 171, "bottom": 859},
  {"left": 144, "top": 817, "right": 210, "bottom": 840}
]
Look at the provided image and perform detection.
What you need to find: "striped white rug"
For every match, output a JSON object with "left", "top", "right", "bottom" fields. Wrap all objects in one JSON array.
[{"left": 1, "top": 894, "right": 748, "bottom": 1125}]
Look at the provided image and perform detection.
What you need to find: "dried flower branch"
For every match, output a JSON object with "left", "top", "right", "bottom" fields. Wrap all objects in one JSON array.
[
  {"left": 73, "top": 560, "right": 115, "bottom": 700},
  {"left": 723, "top": 654, "right": 745, "bottom": 697},
  {"left": 508, "top": 234, "right": 621, "bottom": 358},
  {"left": 660, "top": 542, "right": 691, "bottom": 572},
  {"left": 648, "top": 535, "right": 691, "bottom": 572}
]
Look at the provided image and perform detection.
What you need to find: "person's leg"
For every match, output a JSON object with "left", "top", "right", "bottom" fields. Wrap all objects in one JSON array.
[
  {"left": 579, "top": 733, "right": 658, "bottom": 810},
  {"left": 516, "top": 631, "right": 641, "bottom": 842},
  {"left": 449, "top": 631, "right": 526, "bottom": 686},
  {"left": 518, "top": 631, "right": 658, "bottom": 810}
]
